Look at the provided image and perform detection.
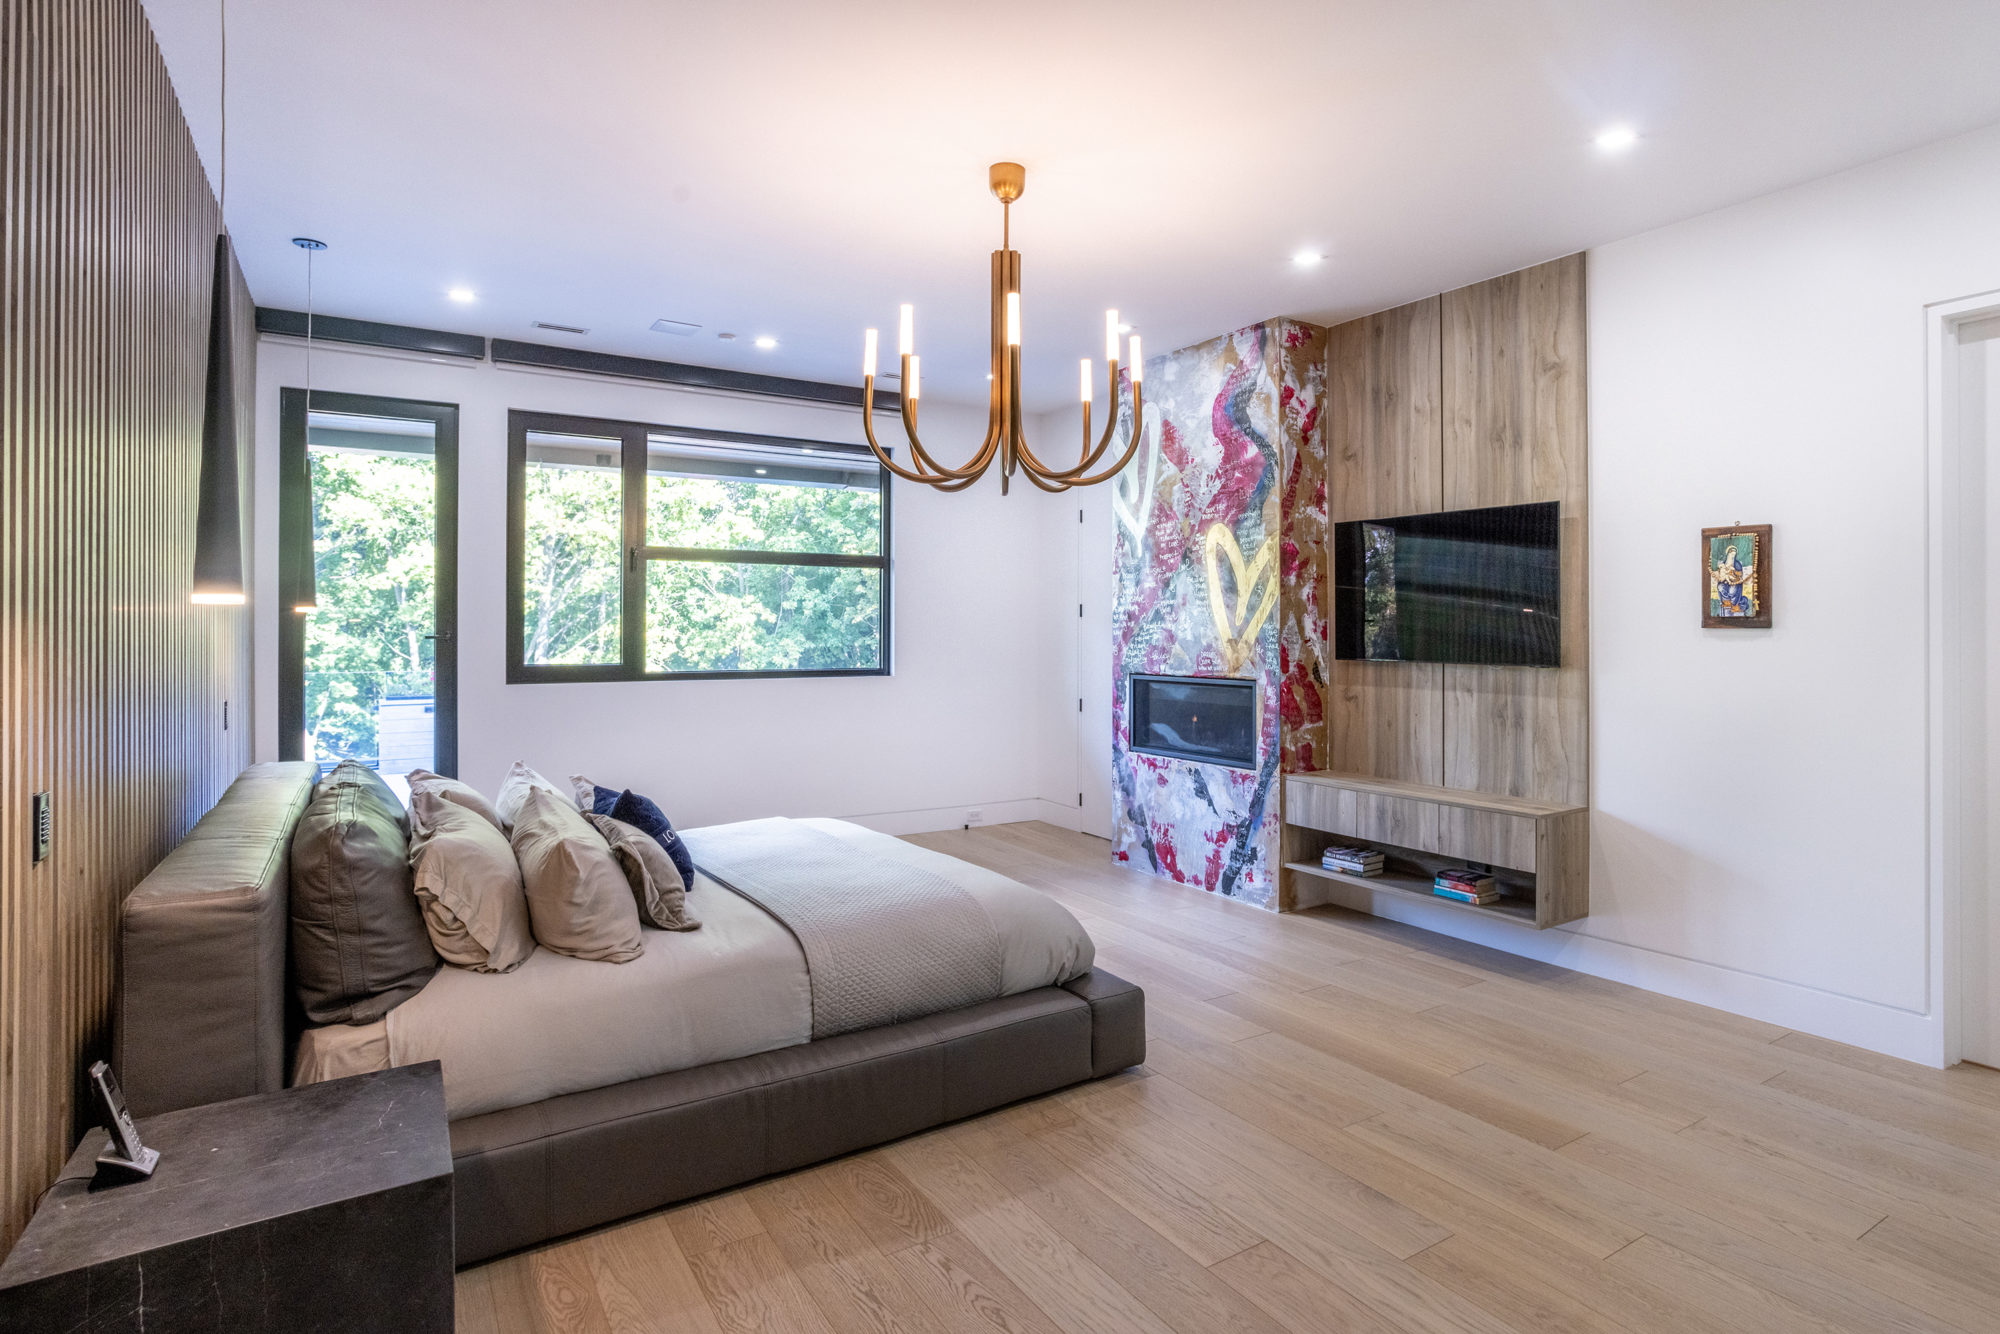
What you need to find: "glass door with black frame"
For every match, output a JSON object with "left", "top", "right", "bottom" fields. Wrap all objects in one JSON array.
[{"left": 281, "top": 390, "right": 459, "bottom": 783}]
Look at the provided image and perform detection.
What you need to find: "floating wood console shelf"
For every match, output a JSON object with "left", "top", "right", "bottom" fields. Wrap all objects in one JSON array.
[{"left": 1281, "top": 772, "right": 1587, "bottom": 928}]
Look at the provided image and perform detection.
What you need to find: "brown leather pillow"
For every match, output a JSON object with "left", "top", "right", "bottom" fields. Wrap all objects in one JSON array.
[
  {"left": 290, "top": 773, "right": 438, "bottom": 1024},
  {"left": 405, "top": 767, "right": 502, "bottom": 831},
  {"left": 409, "top": 789, "right": 535, "bottom": 973},
  {"left": 511, "top": 787, "right": 644, "bottom": 962},
  {"left": 584, "top": 812, "right": 700, "bottom": 932}
]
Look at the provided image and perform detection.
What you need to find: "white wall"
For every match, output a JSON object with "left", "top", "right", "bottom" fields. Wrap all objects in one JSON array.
[
  {"left": 1029, "top": 408, "right": 1117, "bottom": 841},
  {"left": 1304, "top": 122, "right": 2000, "bottom": 1065},
  {"left": 253, "top": 341, "right": 1087, "bottom": 835}
]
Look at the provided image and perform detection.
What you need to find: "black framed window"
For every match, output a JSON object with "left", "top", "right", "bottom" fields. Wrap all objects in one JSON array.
[{"left": 507, "top": 409, "right": 891, "bottom": 681}]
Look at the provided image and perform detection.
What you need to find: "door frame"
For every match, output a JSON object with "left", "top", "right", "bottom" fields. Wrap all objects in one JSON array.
[
  {"left": 278, "top": 387, "right": 461, "bottom": 776},
  {"left": 1928, "top": 289, "right": 2000, "bottom": 1067}
]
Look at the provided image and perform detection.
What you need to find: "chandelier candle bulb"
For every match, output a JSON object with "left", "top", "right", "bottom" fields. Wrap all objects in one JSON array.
[
  {"left": 1128, "top": 335, "right": 1143, "bottom": 381},
  {"left": 1105, "top": 310, "right": 1119, "bottom": 363},
  {"left": 908, "top": 356, "right": 920, "bottom": 401},
  {"left": 1005, "top": 292, "right": 1021, "bottom": 346},
  {"left": 862, "top": 328, "right": 878, "bottom": 378},
  {"left": 898, "top": 304, "right": 914, "bottom": 357},
  {"left": 1080, "top": 359, "right": 1092, "bottom": 403}
]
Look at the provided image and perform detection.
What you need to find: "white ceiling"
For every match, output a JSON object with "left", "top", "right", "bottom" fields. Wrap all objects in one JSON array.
[{"left": 145, "top": 0, "right": 2000, "bottom": 410}]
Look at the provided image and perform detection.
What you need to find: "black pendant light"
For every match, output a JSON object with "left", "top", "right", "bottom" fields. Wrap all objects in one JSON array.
[
  {"left": 190, "top": 0, "right": 244, "bottom": 605},
  {"left": 289, "top": 236, "right": 326, "bottom": 614}
]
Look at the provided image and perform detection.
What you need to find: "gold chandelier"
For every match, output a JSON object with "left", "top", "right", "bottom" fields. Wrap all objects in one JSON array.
[{"left": 860, "top": 162, "right": 1145, "bottom": 494}]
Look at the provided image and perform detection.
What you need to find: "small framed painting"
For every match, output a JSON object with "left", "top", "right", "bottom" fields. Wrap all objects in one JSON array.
[{"left": 1702, "top": 525, "right": 1772, "bottom": 629}]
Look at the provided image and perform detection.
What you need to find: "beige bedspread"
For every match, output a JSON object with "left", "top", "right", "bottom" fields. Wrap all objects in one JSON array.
[{"left": 294, "top": 819, "right": 1093, "bottom": 1119}]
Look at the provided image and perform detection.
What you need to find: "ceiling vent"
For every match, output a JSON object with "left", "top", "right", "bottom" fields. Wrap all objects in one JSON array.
[
  {"left": 532, "top": 321, "right": 589, "bottom": 335},
  {"left": 650, "top": 318, "right": 701, "bottom": 336}
]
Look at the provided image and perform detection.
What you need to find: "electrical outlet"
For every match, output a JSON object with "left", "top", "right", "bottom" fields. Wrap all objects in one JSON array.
[
  {"left": 965, "top": 808, "right": 984, "bottom": 827},
  {"left": 31, "top": 791, "right": 52, "bottom": 865}
]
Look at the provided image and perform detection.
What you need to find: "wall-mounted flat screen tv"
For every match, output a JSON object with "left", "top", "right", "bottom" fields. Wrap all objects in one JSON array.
[{"left": 1332, "top": 500, "right": 1560, "bottom": 667}]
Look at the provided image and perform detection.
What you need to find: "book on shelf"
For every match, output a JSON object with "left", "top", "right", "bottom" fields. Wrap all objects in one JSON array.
[
  {"left": 1321, "top": 845, "right": 1384, "bottom": 877},
  {"left": 1432, "top": 884, "right": 1501, "bottom": 906}
]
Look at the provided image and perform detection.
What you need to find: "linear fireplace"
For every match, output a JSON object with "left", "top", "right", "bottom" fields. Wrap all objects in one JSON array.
[{"left": 1127, "top": 674, "right": 1258, "bottom": 770}]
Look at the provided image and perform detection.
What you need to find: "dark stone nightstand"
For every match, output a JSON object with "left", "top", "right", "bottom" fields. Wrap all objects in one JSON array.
[{"left": 0, "top": 1062, "right": 452, "bottom": 1333}]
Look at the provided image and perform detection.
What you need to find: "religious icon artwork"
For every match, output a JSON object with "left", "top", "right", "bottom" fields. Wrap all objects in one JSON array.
[{"left": 1702, "top": 524, "right": 1772, "bottom": 629}]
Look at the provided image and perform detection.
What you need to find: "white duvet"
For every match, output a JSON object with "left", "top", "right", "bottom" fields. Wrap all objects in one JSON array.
[{"left": 293, "top": 819, "right": 1094, "bottom": 1119}]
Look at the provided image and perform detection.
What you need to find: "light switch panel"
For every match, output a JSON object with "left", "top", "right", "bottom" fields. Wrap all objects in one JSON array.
[{"left": 32, "top": 791, "right": 51, "bottom": 865}]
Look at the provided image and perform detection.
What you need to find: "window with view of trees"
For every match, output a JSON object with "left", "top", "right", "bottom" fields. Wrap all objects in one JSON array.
[{"left": 508, "top": 410, "right": 891, "bottom": 681}]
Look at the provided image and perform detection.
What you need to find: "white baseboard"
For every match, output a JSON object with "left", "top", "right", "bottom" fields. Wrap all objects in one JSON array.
[
  {"left": 837, "top": 798, "right": 1085, "bottom": 838},
  {"left": 1302, "top": 879, "right": 1946, "bottom": 1067}
]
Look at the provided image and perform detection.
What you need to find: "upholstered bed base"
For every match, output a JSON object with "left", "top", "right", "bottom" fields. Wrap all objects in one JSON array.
[
  {"left": 115, "top": 762, "right": 1147, "bottom": 1267},
  {"left": 450, "top": 967, "right": 1144, "bottom": 1264}
]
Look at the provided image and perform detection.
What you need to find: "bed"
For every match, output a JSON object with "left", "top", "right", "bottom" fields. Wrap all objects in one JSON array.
[{"left": 114, "top": 763, "right": 1145, "bottom": 1264}]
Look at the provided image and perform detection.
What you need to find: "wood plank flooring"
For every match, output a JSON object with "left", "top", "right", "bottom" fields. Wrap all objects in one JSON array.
[{"left": 456, "top": 822, "right": 2000, "bottom": 1334}]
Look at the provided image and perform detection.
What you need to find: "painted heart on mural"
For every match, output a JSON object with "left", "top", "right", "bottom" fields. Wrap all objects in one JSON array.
[
  {"left": 1111, "top": 418, "right": 1161, "bottom": 542},
  {"left": 1204, "top": 523, "right": 1278, "bottom": 676}
]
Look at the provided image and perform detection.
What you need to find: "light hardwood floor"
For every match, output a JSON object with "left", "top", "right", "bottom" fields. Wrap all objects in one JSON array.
[{"left": 456, "top": 822, "right": 2000, "bottom": 1334}]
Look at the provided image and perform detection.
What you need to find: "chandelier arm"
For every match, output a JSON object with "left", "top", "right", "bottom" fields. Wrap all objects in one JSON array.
[
  {"left": 1052, "top": 384, "right": 1147, "bottom": 488},
  {"left": 859, "top": 377, "right": 974, "bottom": 485},
  {"left": 900, "top": 353, "right": 994, "bottom": 480},
  {"left": 1001, "top": 345, "right": 1070, "bottom": 481},
  {"left": 1039, "top": 379, "right": 1128, "bottom": 480},
  {"left": 903, "top": 399, "right": 1002, "bottom": 483},
  {"left": 1030, "top": 360, "right": 1132, "bottom": 481}
]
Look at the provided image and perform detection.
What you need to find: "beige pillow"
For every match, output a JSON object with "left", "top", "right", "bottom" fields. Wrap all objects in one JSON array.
[
  {"left": 511, "top": 786, "right": 644, "bottom": 962},
  {"left": 406, "top": 767, "right": 503, "bottom": 831},
  {"left": 408, "top": 790, "right": 535, "bottom": 973},
  {"left": 585, "top": 812, "right": 700, "bottom": 932},
  {"left": 495, "top": 760, "right": 566, "bottom": 832}
]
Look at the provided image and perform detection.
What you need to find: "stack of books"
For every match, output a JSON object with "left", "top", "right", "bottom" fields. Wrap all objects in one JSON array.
[
  {"left": 1322, "top": 844, "right": 1385, "bottom": 877},
  {"left": 1433, "top": 868, "right": 1500, "bottom": 905}
]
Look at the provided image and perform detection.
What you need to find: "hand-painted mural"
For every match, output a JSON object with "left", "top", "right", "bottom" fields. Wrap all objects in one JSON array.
[{"left": 1111, "top": 319, "right": 1326, "bottom": 908}]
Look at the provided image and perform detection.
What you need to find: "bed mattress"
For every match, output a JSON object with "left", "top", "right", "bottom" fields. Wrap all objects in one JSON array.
[{"left": 293, "top": 819, "right": 1093, "bottom": 1118}]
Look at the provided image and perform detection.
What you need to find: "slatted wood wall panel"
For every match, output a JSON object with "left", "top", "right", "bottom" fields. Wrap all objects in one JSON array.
[
  {"left": 1442, "top": 254, "right": 1588, "bottom": 807},
  {"left": 1325, "top": 257, "right": 1586, "bottom": 809},
  {"left": 0, "top": 0, "right": 255, "bottom": 1249},
  {"left": 1327, "top": 296, "right": 1446, "bottom": 786}
]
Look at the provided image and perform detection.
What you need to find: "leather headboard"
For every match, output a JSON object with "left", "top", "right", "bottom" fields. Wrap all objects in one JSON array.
[{"left": 115, "top": 761, "right": 319, "bottom": 1117}]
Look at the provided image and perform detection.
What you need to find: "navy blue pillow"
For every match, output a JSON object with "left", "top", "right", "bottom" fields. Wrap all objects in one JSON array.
[{"left": 592, "top": 785, "right": 695, "bottom": 889}]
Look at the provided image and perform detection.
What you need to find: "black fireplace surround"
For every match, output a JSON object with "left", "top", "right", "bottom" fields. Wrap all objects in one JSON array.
[{"left": 1127, "top": 674, "right": 1257, "bottom": 770}]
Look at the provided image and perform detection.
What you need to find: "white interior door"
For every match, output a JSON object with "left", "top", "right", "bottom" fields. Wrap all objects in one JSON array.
[{"left": 1964, "top": 315, "right": 2000, "bottom": 1068}]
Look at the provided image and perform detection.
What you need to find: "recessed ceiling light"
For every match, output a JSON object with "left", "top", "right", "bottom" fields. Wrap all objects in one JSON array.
[
  {"left": 754, "top": 468, "right": 767, "bottom": 474},
  {"left": 447, "top": 287, "right": 477, "bottom": 303},
  {"left": 754, "top": 336, "right": 778, "bottom": 350},
  {"left": 1291, "top": 250, "right": 1324, "bottom": 268},
  {"left": 1594, "top": 124, "right": 1639, "bottom": 154}
]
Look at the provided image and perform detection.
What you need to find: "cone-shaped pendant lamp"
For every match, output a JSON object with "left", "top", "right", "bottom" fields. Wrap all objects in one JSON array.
[
  {"left": 190, "top": 0, "right": 244, "bottom": 605},
  {"left": 190, "top": 232, "right": 245, "bottom": 605}
]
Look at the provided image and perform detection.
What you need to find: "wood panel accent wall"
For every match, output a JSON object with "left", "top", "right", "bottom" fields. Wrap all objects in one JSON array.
[
  {"left": 1328, "top": 296, "right": 1445, "bottom": 786},
  {"left": 1442, "top": 256, "right": 1588, "bottom": 806},
  {"left": 0, "top": 0, "right": 256, "bottom": 1249},
  {"left": 1325, "top": 255, "right": 1587, "bottom": 808}
]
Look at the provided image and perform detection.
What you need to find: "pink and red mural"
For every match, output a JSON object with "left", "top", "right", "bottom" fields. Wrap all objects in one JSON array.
[{"left": 1111, "top": 319, "right": 1326, "bottom": 909}]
